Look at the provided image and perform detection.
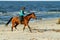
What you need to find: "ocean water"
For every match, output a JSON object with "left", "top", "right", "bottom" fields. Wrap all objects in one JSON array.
[
  {"left": 0, "top": 1, "right": 60, "bottom": 24},
  {"left": 0, "top": 1, "right": 60, "bottom": 12},
  {"left": 0, "top": 11, "right": 60, "bottom": 24}
]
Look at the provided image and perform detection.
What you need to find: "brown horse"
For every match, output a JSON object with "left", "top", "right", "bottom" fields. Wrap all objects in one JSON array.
[{"left": 6, "top": 12, "right": 36, "bottom": 32}]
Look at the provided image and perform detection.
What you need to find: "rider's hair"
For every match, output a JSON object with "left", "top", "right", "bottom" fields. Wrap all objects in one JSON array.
[{"left": 21, "top": 7, "right": 25, "bottom": 10}]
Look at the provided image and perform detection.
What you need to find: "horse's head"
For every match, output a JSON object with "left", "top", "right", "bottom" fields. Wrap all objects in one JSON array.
[{"left": 31, "top": 12, "right": 36, "bottom": 19}]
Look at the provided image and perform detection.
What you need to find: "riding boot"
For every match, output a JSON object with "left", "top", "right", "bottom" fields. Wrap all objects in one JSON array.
[
  {"left": 20, "top": 20, "right": 22, "bottom": 24},
  {"left": 21, "top": 18, "right": 23, "bottom": 24}
]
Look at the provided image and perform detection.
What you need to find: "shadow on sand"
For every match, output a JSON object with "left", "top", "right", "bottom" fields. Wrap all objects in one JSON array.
[{"left": 32, "top": 29, "right": 60, "bottom": 33}]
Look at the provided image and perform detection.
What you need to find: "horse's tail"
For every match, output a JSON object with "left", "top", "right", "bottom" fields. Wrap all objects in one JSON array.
[{"left": 5, "top": 17, "right": 13, "bottom": 26}]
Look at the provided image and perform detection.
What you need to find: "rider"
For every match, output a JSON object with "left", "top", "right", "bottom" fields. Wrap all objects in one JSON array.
[{"left": 19, "top": 7, "right": 25, "bottom": 24}]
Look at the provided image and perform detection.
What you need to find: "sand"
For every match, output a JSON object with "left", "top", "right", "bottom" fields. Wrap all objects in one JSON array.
[{"left": 0, "top": 18, "right": 60, "bottom": 40}]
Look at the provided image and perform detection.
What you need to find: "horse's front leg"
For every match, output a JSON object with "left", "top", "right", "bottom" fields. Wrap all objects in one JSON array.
[
  {"left": 28, "top": 25, "right": 32, "bottom": 33},
  {"left": 23, "top": 23, "right": 32, "bottom": 32},
  {"left": 23, "top": 25, "right": 26, "bottom": 31}
]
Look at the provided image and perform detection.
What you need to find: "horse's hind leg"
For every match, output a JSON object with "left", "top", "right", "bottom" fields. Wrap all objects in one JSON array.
[
  {"left": 11, "top": 27, "right": 13, "bottom": 31},
  {"left": 11, "top": 23, "right": 15, "bottom": 31},
  {"left": 14, "top": 23, "right": 19, "bottom": 31},
  {"left": 14, "top": 24, "right": 18, "bottom": 29}
]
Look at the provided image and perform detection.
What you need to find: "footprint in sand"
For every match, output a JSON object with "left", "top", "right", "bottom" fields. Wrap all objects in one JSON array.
[{"left": 30, "top": 38, "right": 38, "bottom": 40}]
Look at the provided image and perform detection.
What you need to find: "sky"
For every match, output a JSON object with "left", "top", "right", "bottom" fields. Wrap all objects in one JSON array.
[{"left": 0, "top": 0, "right": 60, "bottom": 1}]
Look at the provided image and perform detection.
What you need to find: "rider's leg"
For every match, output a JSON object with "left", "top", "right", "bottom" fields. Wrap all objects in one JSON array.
[
  {"left": 19, "top": 16, "right": 24, "bottom": 24},
  {"left": 21, "top": 16, "right": 24, "bottom": 24},
  {"left": 20, "top": 16, "right": 23, "bottom": 24},
  {"left": 21, "top": 16, "right": 24, "bottom": 21}
]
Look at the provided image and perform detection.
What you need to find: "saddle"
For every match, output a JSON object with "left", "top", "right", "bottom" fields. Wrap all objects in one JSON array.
[{"left": 19, "top": 16, "right": 24, "bottom": 24}]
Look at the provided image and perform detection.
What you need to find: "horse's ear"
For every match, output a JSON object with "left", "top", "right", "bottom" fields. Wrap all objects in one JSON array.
[
  {"left": 32, "top": 12, "right": 34, "bottom": 14},
  {"left": 32, "top": 12, "right": 35, "bottom": 14},
  {"left": 32, "top": 12, "right": 36, "bottom": 16}
]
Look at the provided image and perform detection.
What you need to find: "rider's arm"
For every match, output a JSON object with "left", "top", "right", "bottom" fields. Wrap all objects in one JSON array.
[{"left": 22, "top": 10, "right": 25, "bottom": 15}]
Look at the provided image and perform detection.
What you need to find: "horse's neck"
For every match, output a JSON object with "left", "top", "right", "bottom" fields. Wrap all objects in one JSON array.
[
  {"left": 28, "top": 15, "right": 32, "bottom": 20},
  {"left": 25, "top": 15, "right": 32, "bottom": 21}
]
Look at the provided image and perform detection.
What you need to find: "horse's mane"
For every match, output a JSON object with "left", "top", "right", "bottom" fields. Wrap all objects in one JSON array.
[
  {"left": 26, "top": 12, "right": 35, "bottom": 17},
  {"left": 16, "top": 13, "right": 32, "bottom": 18},
  {"left": 26, "top": 13, "right": 32, "bottom": 16}
]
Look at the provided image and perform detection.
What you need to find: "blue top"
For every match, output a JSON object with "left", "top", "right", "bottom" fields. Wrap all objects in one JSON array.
[{"left": 19, "top": 10, "right": 24, "bottom": 16}]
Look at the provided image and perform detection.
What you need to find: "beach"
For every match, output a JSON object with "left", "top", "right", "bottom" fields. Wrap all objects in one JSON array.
[
  {"left": 0, "top": 18, "right": 60, "bottom": 40},
  {"left": 0, "top": 1, "right": 60, "bottom": 40}
]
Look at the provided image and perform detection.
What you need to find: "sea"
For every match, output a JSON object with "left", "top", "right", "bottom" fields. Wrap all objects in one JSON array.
[{"left": 0, "top": 1, "right": 60, "bottom": 24}]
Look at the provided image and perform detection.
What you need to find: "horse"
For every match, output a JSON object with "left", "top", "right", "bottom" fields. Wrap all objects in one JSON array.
[{"left": 5, "top": 12, "right": 36, "bottom": 32}]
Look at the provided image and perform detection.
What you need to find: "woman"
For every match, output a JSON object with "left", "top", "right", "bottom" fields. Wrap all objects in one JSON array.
[{"left": 19, "top": 7, "right": 25, "bottom": 24}]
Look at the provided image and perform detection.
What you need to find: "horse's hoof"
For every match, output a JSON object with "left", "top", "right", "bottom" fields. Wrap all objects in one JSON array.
[
  {"left": 5, "top": 24, "right": 8, "bottom": 26},
  {"left": 11, "top": 30, "right": 13, "bottom": 31},
  {"left": 17, "top": 29, "right": 19, "bottom": 31},
  {"left": 30, "top": 31, "right": 32, "bottom": 33}
]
